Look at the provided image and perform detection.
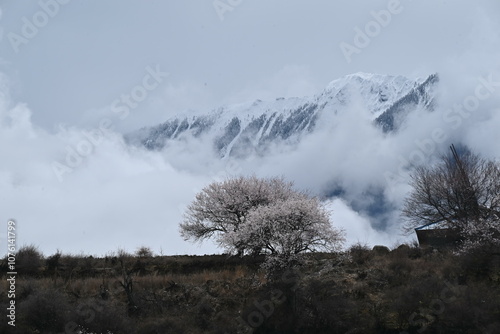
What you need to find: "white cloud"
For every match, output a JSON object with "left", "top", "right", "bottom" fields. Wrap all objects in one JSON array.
[
  {"left": 2, "top": 60, "right": 500, "bottom": 256},
  {"left": 225, "top": 65, "right": 320, "bottom": 104},
  {"left": 327, "top": 198, "right": 409, "bottom": 248},
  {"left": 1, "top": 0, "right": 500, "bottom": 257},
  {"left": 0, "top": 87, "right": 221, "bottom": 257}
]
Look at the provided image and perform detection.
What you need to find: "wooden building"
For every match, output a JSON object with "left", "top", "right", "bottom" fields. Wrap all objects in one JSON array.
[{"left": 415, "top": 222, "right": 462, "bottom": 248}]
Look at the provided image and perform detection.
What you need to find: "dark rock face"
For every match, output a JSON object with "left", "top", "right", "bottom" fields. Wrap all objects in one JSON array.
[{"left": 374, "top": 73, "right": 439, "bottom": 132}]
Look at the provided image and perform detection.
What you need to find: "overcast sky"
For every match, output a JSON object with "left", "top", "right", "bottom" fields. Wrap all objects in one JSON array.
[
  {"left": 2, "top": 0, "right": 498, "bottom": 132},
  {"left": 0, "top": 1, "right": 499, "bottom": 256}
]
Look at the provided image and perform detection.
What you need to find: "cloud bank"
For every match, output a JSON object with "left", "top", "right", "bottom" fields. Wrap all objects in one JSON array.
[
  {"left": 1, "top": 1, "right": 500, "bottom": 257},
  {"left": 2, "top": 53, "right": 500, "bottom": 257}
]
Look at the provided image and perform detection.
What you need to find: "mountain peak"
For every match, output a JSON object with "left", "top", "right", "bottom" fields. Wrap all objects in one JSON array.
[
  {"left": 326, "top": 72, "right": 414, "bottom": 89},
  {"left": 126, "top": 73, "right": 438, "bottom": 157},
  {"left": 322, "top": 73, "right": 419, "bottom": 118}
]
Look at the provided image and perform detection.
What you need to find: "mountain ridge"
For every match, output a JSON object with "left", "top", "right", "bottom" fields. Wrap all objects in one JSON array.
[{"left": 125, "top": 72, "right": 439, "bottom": 157}]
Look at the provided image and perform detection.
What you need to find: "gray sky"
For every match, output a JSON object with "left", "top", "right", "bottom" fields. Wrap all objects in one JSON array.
[
  {"left": 0, "top": 0, "right": 499, "bottom": 256},
  {"left": 2, "top": 0, "right": 497, "bottom": 132}
]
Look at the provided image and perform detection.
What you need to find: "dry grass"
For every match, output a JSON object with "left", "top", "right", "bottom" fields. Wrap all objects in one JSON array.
[
  {"left": 1, "top": 248, "right": 499, "bottom": 334},
  {"left": 2, "top": 265, "right": 260, "bottom": 304},
  {"left": 134, "top": 265, "right": 256, "bottom": 288}
]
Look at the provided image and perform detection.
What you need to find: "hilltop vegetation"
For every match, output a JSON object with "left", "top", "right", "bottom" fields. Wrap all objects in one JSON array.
[
  {"left": 3, "top": 147, "right": 500, "bottom": 333},
  {"left": 1, "top": 243, "right": 500, "bottom": 334}
]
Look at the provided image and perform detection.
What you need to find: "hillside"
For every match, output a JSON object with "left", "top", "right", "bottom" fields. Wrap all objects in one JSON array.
[{"left": 2, "top": 244, "right": 499, "bottom": 333}]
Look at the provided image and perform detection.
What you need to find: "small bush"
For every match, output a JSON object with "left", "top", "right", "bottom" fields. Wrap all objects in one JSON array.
[
  {"left": 386, "top": 256, "right": 413, "bottom": 287},
  {"left": 72, "top": 299, "right": 130, "bottom": 334},
  {"left": 17, "top": 244, "right": 43, "bottom": 277},
  {"left": 17, "top": 279, "right": 40, "bottom": 301},
  {"left": 18, "top": 289, "right": 70, "bottom": 332},
  {"left": 434, "top": 281, "right": 500, "bottom": 333},
  {"left": 372, "top": 245, "right": 390, "bottom": 255},
  {"left": 136, "top": 246, "right": 154, "bottom": 258},
  {"left": 293, "top": 278, "right": 359, "bottom": 333},
  {"left": 46, "top": 250, "right": 62, "bottom": 273},
  {"left": 459, "top": 247, "right": 500, "bottom": 281},
  {"left": 384, "top": 275, "right": 446, "bottom": 331},
  {"left": 349, "top": 243, "right": 373, "bottom": 265}
]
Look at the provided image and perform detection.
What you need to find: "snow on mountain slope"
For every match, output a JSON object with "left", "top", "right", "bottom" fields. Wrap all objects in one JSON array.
[
  {"left": 374, "top": 73, "right": 439, "bottom": 132},
  {"left": 125, "top": 73, "right": 438, "bottom": 158},
  {"left": 322, "top": 72, "right": 419, "bottom": 118}
]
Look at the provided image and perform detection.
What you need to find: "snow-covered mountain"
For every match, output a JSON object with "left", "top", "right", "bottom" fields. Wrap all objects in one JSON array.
[{"left": 126, "top": 73, "right": 438, "bottom": 157}]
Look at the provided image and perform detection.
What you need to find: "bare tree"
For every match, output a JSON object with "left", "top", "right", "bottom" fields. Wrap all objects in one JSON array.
[
  {"left": 402, "top": 145, "right": 500, "bottom": 248},
  {"left": 179, "top": 176, "right": 305, "bottom": 255}
]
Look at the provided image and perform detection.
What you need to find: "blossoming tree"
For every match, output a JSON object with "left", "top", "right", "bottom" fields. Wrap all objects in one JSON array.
[{"left": 180, "top": 176, "right": 345, "bottom": 269}]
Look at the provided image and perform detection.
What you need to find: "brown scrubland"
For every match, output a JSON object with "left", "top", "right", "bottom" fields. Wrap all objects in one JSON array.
[{"left": 1, "top": 243, "right": 500, "bottom": 334}]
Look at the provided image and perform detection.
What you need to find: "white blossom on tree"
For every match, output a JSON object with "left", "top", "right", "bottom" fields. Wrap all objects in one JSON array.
[
  {"left": 180, "top": 176, "right": 345, "bottom": 269},
  {"left": 179, "top": 176, "right": 306, "bottom": 254},
  {"left": 224, "top": 197, "right": 345, "bottom": 271},
  {"left": 460, "top": 217, "right": 500, "bottom": 253}
]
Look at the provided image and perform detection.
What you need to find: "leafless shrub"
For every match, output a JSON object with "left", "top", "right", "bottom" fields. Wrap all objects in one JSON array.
[
  {"left": 17, "top": 244, "right": 43, "bottom": 277},
  {"left": 18, "top": 289, "right": 70, "bottom": 332},
  {"left": 349, "top": 243, "right": 373, "bottom": 265},
  {"left": 72, "top": 298, "right": 130, "bottom": 334},
  {"left": 46, "top": 250, "right": 62, "bottom": 273},
  {"left": 135, "top": 246, "right": 154, "bottom": 258}
]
